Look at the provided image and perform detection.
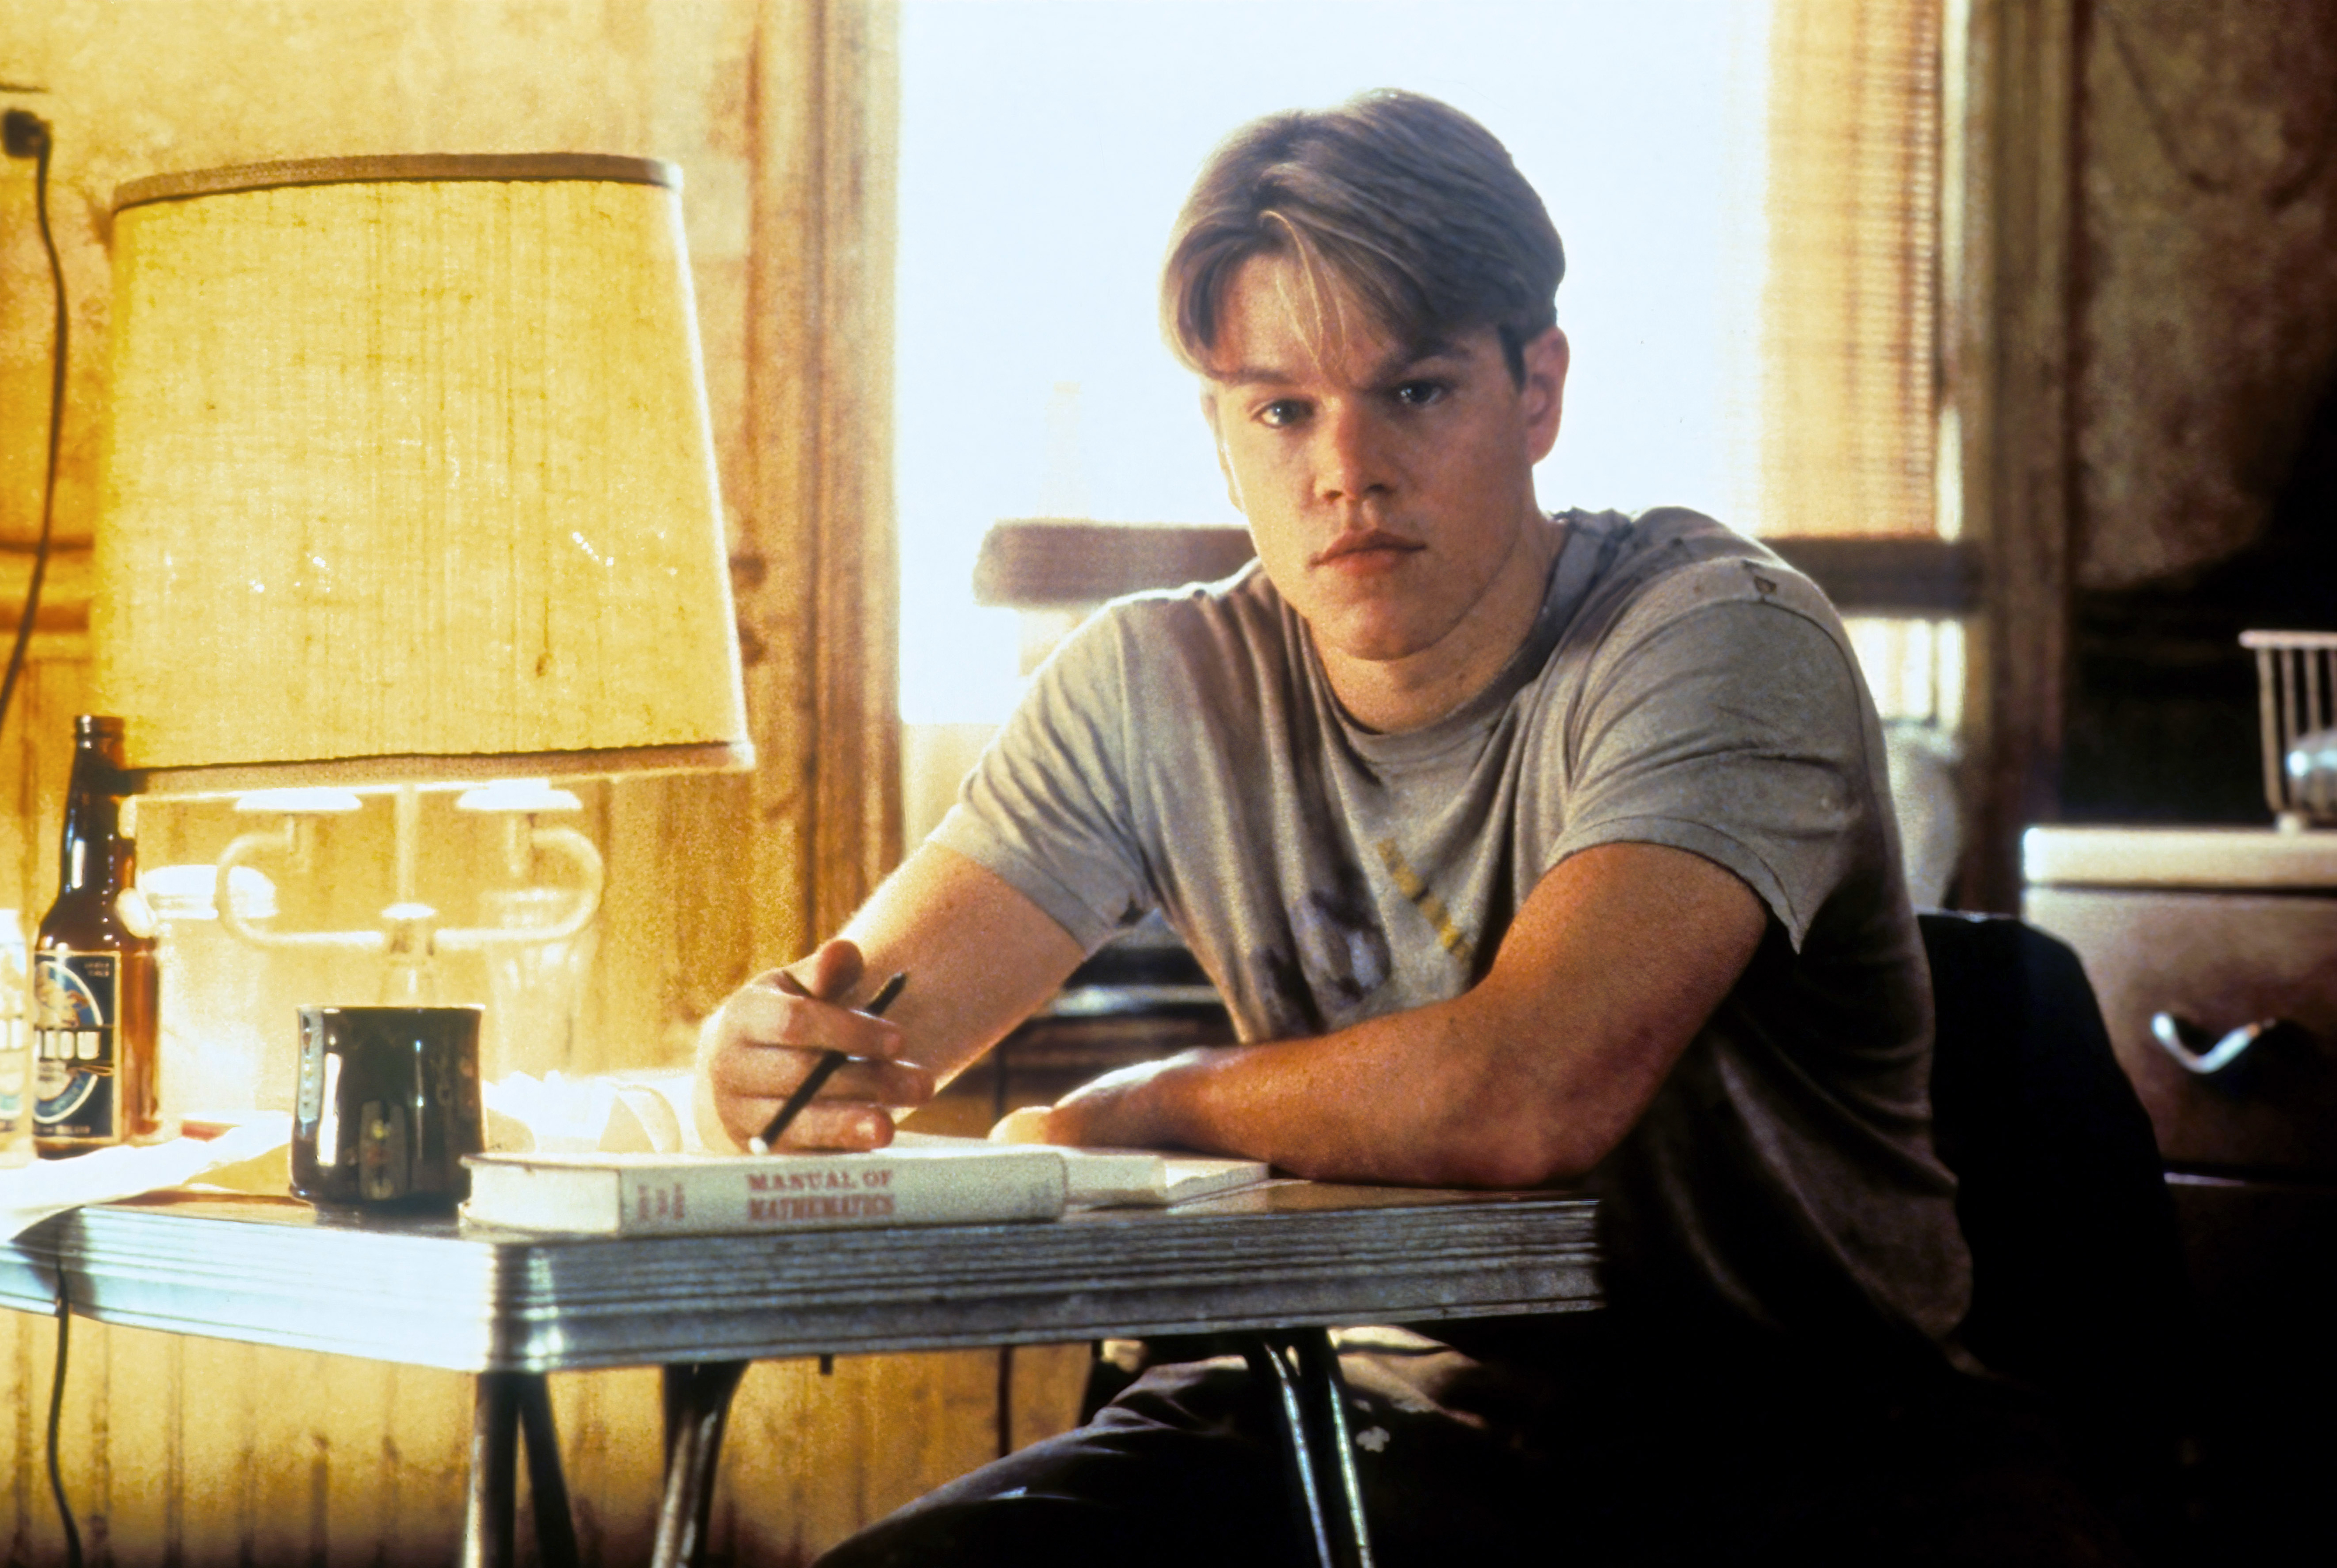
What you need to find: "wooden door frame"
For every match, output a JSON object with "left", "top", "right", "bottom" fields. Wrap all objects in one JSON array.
[{"left": 1947, "top": 0, "right": 2082, "bottom": 912}]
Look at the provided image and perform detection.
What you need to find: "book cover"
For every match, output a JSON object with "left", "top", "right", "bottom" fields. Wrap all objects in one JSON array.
[
  {"left": 890, "top": 1131, "right": 1271, "bottom": 1208},
  {"left": 462, "top": 1143, "right": 1069, "bottom": 1235},
  {"left": 1060, "top": 1149, "right": 1275, "bottom": 1208}
]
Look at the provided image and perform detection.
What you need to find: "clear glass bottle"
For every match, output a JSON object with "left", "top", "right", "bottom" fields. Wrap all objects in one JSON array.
[
  {"left": 0, "top": 909, "right": 33, "bottom": 1166},
  {"left": 149, "top": 863, "right": 282, "bottom": 1118},
  {"left": 33, "top": 715, "right": 162, "bottom": 1153}
]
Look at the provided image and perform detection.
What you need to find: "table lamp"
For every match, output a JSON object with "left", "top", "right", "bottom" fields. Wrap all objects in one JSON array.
[{"left": 90, "top": 154, "right": 752, "bottom": 1012}]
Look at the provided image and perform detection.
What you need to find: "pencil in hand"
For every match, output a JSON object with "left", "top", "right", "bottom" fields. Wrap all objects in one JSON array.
[{"left": 747, "top": 969, "right": 909, "bottom": 1154}]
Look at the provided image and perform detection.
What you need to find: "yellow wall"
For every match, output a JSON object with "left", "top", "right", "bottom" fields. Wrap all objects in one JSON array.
[{"left": 0, "top": 3, "right": 1076, "bottom": 1560}]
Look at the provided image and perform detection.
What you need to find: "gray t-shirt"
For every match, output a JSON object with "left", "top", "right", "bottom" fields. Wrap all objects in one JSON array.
[{"left": 937, "top": 507, "right": 1972, "bottom": 1364}]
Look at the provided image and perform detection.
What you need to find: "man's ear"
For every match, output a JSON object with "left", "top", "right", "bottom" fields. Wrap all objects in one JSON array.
[
  {"left": 1201, "top": 386, "right": 1246, "bottom": 515},
  {"left": 1520, "top": 327, "right": 1569, "bottom": 465}
]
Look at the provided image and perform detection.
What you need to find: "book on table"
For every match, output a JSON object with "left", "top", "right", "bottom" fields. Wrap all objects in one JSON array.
[
  {"left": 461, "top": 1133, "right": 1271, "bottom": 1236},
  {"left": 890, "top": 1131, "right": 1271, "bottom": 1208}
]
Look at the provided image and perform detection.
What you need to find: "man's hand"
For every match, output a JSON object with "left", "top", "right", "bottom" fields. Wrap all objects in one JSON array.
[
  {"left": 690, "top": 845, "right": 1088, "bottom": 1154},
  {"left": 986, "top": 1105, "right": 1055, "bottom": 1144},
  {"left": 692, "top": 938, "right": 935, "bottom": 1153},
  {"left": 988, "top": 1054, "right": 1197, "bottom": 1149},
  {"left": 986, "top": 1054, "right": 1199, "bottom": 1148}
]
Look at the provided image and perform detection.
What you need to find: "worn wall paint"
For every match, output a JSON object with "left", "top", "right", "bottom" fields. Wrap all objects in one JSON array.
[
  {"left": 0, "top": 3, "right": 1049, "bottom": 1562},
  {"left": 2076, "top": 0, "right": 2337, "bottom": 591},
  {"left": 2057, "top": 0, "right": 2337, "bottom": 822}
]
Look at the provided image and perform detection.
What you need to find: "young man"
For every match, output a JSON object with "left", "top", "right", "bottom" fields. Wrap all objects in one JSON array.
[{"left": 698, "top": 91, "right": 2120, "bottom": 1567}]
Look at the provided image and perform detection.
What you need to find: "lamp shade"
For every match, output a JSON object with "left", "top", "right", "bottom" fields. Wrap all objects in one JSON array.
[{"left": 93, "top": 154, "right": 753, "bottom": 793}]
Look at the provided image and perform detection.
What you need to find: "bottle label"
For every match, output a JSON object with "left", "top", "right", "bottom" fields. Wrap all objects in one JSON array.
[{"left": 33, "top": 950, "right": 122, "bottom": 1140}]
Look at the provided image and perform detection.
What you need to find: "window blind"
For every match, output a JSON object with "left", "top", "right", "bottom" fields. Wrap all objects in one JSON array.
[{"left": 1763, "top": 0, "right": 1944, "bottom": 539}]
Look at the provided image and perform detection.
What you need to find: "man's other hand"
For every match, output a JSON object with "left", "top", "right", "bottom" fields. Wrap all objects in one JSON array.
[
  {"left": 986, "top": 1105, "right": 1055, "bottom": 1144},
  {"left": 987, "top": 1053, "right": 1198, "bottom": 1150},
  {"left": 692, "top": 938, "right": 935, "bottom": 1153}
]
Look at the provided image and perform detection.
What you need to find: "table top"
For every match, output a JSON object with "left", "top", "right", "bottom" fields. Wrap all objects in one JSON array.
[{"left": 0, "top": 1181, "right": 1599, "bottom": 1373}]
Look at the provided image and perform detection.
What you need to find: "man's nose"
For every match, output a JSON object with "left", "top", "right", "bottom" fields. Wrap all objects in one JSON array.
[{"left": 1313, "top": 401, "right": 1393, "bottom": 503}]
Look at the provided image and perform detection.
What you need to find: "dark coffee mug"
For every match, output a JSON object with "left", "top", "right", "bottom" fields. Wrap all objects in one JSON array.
[{"left": 292, "top": 1005, "right": 484, "bottom": 1209}]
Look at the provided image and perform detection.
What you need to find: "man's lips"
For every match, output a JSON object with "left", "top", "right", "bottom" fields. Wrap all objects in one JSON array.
[{"left": 1311, "top": 529, "right": 1424, "bottom": 568}]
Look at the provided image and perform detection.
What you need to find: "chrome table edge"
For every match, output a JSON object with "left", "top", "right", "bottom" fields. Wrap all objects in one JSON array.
[{"left": 0, "top": 1188, "right": 1599, "bottom": 1373}]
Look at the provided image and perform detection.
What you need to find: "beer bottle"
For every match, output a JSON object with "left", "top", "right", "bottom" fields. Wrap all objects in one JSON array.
[{"left": 32, "top": 715, "right": 161, "bottom": 1153}]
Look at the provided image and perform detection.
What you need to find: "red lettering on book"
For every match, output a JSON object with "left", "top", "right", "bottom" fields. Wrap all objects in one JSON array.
[{"left": 733, "top": 1189, "right": 910, "bottom": 1224}]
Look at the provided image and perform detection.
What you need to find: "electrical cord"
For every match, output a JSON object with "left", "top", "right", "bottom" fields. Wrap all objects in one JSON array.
[
  {"left": 1, "top": 100, "right": 67, "bottom": 744},
  {"left": 48, "top": 1270, "right": 82, "bottom": 1568},
  {"left": 6, "top": 82, "right": 80, "bottom": 1568}
]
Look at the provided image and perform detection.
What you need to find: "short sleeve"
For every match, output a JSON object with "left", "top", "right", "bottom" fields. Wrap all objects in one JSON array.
[
  {"left": 1548, "top": 594, "right": 1878, "bottom": 949},
  {"left": 929, "top": 611, "right": 1157, "bottom": 953}
]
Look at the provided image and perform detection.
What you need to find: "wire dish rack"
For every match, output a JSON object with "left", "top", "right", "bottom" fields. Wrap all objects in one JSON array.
[{"left": 2242, "top": 630, "right": 2337, "bottom": 828}]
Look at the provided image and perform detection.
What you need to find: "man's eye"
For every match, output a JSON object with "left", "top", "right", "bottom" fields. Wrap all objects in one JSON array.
[
  {"left": 1392, "top": 380, "right": 1448, "bottom": 408},
  {"left": 1256, "top": 399, "right": 1308, "bottom": 428}
]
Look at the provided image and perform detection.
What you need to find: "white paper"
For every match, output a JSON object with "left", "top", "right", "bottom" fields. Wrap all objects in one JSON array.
[{"left": 1, "top": 1115, "right": 292, "bottom": 1240}]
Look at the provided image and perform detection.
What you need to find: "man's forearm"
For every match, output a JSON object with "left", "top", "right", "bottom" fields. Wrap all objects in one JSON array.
[
  {"left": 1065, "top": 1009, "right": 1603, "bottom": 1188},
  {"left": 1042, "top": 842, "right": 1766, "bottom": 1188}
]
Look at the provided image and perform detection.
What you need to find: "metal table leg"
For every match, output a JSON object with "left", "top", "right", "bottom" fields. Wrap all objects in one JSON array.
[
  {"left": 1244, "top": 1330, "right": 1376, "bottom": 1568},
  {"left": 517, "top": 1374, "right": 582, "bottom": 1568},
  {"left": 464, "top": 1372, "right": 581, "bottom": 1568},
  {"left": 1245, "top": 1337, "right": 1335, "bottom": 1568},
  {"left": 463, "top": 1373, "right": 522, "bottom": 1568},
  {"left": 471, "top": 1338, "right": 1369, "bottom": 1567},
  {"left": 653, "top": 1360, "right": 751, "bottom": 1568},
  {"left": 1290, "top": 1330, "right": 1374, "bottom": 1568}
]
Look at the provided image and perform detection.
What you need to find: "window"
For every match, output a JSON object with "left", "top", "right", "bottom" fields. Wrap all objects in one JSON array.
[
  {"left": 896, "top": 0, "right": 1961, "bottom": 886},
  {"left": 898, "top": 1, "right": 1776, "bottom": 725}
]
